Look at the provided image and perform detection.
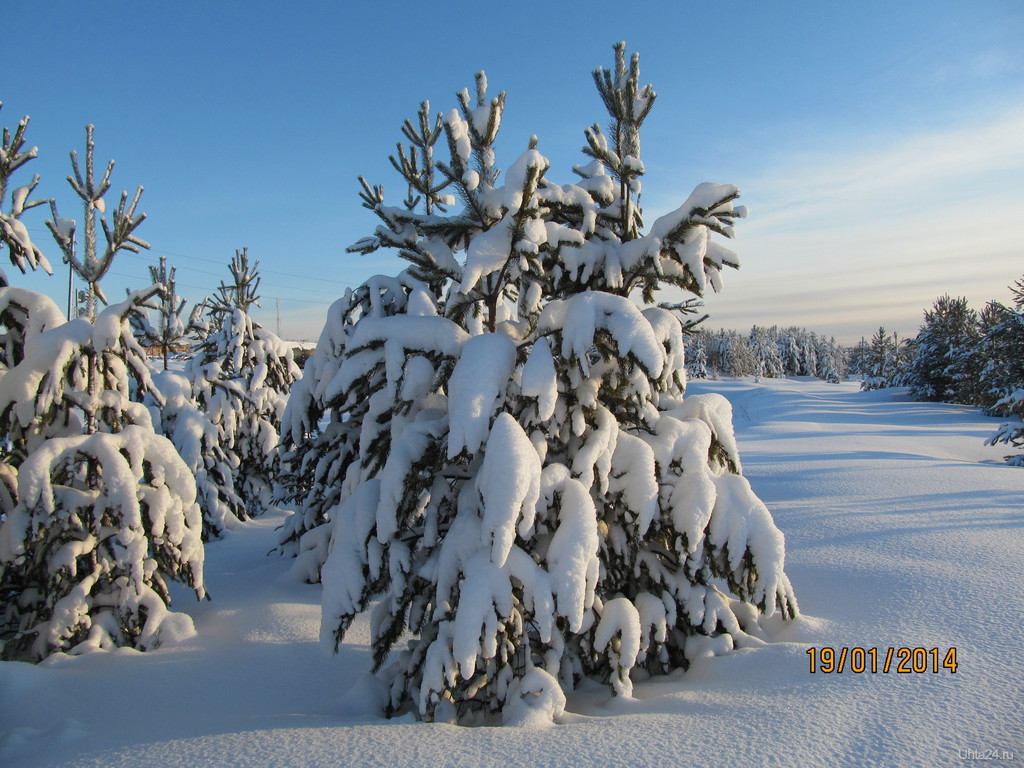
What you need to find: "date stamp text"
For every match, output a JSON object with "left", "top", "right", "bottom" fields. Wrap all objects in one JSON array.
[{"left": 806, "top": 646, "right": 958, "bottom": 674}]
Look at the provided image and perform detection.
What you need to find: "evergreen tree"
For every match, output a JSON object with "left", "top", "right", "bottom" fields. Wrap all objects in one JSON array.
[
  {"left": 188, "top": 249, "right": 300, "bottom": 517},
  {"left": 0, "top": 291, "right": 205, "bottom": 660},
  {"left": 312, "top": 44, "right": 797, "bottom": 724},
  {"left": 977, "top": 299, "right": 1011, "bottom": 410},
  {"left": 892, "top": 335, "right": 916, "bottom": 387},
  {"left": 846, "top": 337, "right": 871, "bottom": 379},
  {"left": 906, "top": 296, "right": 981, "bottom": 403},
  {"left": 683, "top": 331, "right": 709, "bottom": 380},
  {"left": 749, "top": 326, "right": 784, "bottom": 379},
  {"left": 861, "top": 327, "right": 900, "bottom": 391},
  {"left": 795, "top": 329, "right": 818, "bottom": 377},
  {"left": 815, "top": 335, "right": 845, "bottom": 383},
  {"left": 982, "top": 276, "right": 1024, "bottom": 465},
  {"left": 129, "top": 257, "right": 240, "bottom": 539},
  {"left": 778, "top": 331, "right": 801, "bottom": 376}
]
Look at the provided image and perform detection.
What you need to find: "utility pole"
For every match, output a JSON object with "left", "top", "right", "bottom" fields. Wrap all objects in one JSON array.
[
  {"left": 64, "top": 231, "right": 77, "bottom": 320},
  {"left": 276, "top": 297, "right": 282, "bottom": 338},
  {"left": 66, "top": 258, "right": 74, "bottom": 320}
]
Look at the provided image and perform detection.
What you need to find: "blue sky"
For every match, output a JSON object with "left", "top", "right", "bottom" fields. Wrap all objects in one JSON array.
[{"left": 5, "top": 0, "right": 1022, "bottom": 343}]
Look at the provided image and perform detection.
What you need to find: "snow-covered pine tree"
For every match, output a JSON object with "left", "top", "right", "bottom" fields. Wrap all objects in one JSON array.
[
  {"left": 684, "top": 331, "right": 710, "bottom": 380},
  {"left": 906, "top": 296, "right": 981, "bottom": 403},
  {"left": 977, "top": 299, "right": 1010, "bottom": 411},
  {"left": 313, "top": 43, "right": 797, "bottom": 724},
  {"left": 0, "top": 103, "right": 52, "bottom": 287},
  {"left": 778, "top": 331, "right": 801, "bottom": 376},
  {"left": 797, "top": 330, "right": 818, "bottom": 377},
  {"left": 861, "top": 327, "right": 899, "bottom": 391},
  {"left": 846, "top": 337, "right": 871, "bottom": 379},
  {"left": 982, "top": 276, "right": 1024, "bottom": 465},
  {"left": 131, "top": 255, "right": 205, "bottom": 370},
  {"left": 0, "top": 119, "right": 204, "bottom": 661},
  {"left": 749, "top": 326, "right": 784, "bottom": 379},
  {"left": 187, "top": 248, "right": 300, "bottom": 518},
  {"left": 815, "top": 335, "right": 844, "bottom": 383},
  {"left": 0, "top": 290, "right": 206, "bottom": 660}
]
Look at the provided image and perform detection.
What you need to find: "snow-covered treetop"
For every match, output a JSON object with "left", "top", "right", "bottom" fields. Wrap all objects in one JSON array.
[
  {"left": 584, "top": 40, "right": 656, "bottom": 242},
  {"left": 0, "top": 285, "right": 162, "bottom": 447},
  {"left": 211, "top": 248, "right": 261, "bottom": 315},
  {"left": 347, "top": 43, "right": 746, "bottom": 338},
  {"left": 45, "top": 125, "right": 149, "bottom": 312}
]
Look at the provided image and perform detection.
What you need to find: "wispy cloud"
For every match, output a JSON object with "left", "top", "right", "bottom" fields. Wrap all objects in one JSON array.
[
  {"left": 746, "top": 107, "right": 1024, "bottom": 226},
  {"left": 683, "top": 107, "right": 1024, "bottom": 343}
]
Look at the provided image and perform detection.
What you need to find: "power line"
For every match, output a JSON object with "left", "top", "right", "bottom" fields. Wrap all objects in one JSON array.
[
  {"left": 128, "top": 248, "right": 359, "bottom": 295},
  {"left": 106, "top": 270, "right": 338, "bottom": 305},
  {"left": 146, "top": 246, "right": 362, "bottom": 287},
  {"left": 24, "top": 227, "right": 367, "bottom": 294}
]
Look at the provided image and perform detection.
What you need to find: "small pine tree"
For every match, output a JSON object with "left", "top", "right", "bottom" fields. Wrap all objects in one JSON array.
[
  {"left": 0, "top": 123, "right": 209, "bottom": 659},
  {"left": 0, "top": 291, "right": 205, "bottom": 660},
  {"left": 815, "top": 336, "right": 845, "bottom": 383},
  {"left": 861, "top": 327, "right": 899, "bottom": 391},
  {"left": 188, "top": 249, "right": 300, "bottom": 517},
  {"left": 846, "top": 337, "right": 871, "bottom": 379},
  {"left": 314, "top": 43, "right": 797, "bottom": 724},
  {"left": 749, "top": 326, "right": 784, "bottom": 379},
  {"left": 131, "top": 256, "right": 205, "bottom": 370},
  {"left": 684, "top": 331, "right": 710, "bottom": 380}
]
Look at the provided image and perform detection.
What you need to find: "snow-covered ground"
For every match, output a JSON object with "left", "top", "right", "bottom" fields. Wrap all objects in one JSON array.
[{"left": 2, "top": 377, "right": 1021, "bottom": 768}]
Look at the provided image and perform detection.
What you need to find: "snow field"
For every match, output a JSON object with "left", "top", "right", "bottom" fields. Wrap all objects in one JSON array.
[{"left": 1, "top": 377, "right": 1021, "bottom": 768}]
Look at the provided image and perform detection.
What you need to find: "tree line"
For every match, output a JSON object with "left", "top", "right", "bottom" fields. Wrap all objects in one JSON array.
[{"left": 685, "top": 325, "right": 848, "bottom": 382}]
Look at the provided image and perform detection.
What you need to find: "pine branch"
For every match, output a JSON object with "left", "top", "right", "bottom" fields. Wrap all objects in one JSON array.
[{"left": 0, "top": 105, "right": 51, "bottom": 275}]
